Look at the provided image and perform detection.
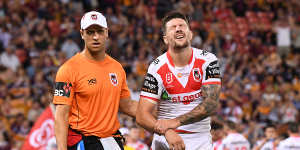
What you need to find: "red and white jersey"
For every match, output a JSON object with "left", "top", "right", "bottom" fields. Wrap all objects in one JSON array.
[
  {"left": 140, "top": 48, "right": 221, "bottom": 133},
  {"left": 127, "top": 141, "right": 149, "bottom": 150},
  {"left": 213, "top": 139, "right": 224, "bottom": 150},
  {"left": 221, "top": 133, "right": 250, "bottom": 150},
  {"left": 277, "top": 136, "right": 300, "bottom": 150},
  {"left": 254, "top": 139, "right": 276, "bottom": 150}
]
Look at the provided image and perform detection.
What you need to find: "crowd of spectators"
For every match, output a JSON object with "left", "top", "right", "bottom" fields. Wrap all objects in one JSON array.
[{"left": 0, "top": 0, "right": 299, "bottom": 149}]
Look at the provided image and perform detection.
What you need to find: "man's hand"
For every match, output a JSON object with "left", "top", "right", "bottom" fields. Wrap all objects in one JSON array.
[
  {"left": 154, "top": 119, "right": 181, "bottom": 135},
  {"left": 165, "top": 129, "right": 185, "bottom": 150}
]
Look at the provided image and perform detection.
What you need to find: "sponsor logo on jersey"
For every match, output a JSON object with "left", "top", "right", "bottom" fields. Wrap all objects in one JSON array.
[
  {"left": 206, "top": 60, "right": 220, "bottom": 79},
  {"left": 171, "top": 91, "right": 202, "bottom": 105},
  {"left": 193, "top": 68, "right": 201, "bottom": 82},
  {"left": 201, "top": 50, "right": 208, "bottom": 56},
  {"left": 177, "top": 72, "right": 189, "bottom": 78},
  {"left": 142, "top": 73, "right": 159, "bottom": 94},
  {"left": 54, "top": 82, "right": 72, "bottom": 97},
  {"left": 166, "top": 73, "right": 173, "bottom": 84},
  {"left": 109, "top": 73, "right": 118, "bottom": 86},
  {"left": 161, "top": 91, "right": 171, "bottom": 101},
  {"left": 152, "top": 59, "right": 160, "bottom": 65},
  {"left": 87, "top": 78, "right": 97, "bottom": 85},
  {"left": 177, "top": 73, "right": 183, "bottom": 78}
]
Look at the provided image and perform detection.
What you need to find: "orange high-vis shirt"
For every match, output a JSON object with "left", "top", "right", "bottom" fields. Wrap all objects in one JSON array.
[{"left": 53, "top": 53, "right": 131, "bottom": 138}]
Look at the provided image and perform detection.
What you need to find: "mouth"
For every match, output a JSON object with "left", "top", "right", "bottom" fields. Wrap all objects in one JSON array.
[
  {"left": 91, "top": 42, "right": 101, "bottom": 46},
  {"left": 175, "top": 33, "right": 185, "bottom": 40}
]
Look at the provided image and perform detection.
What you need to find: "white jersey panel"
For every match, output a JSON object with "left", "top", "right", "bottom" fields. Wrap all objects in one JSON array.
[
  {"left": 254, "top": 139, "right": 276, "bottom": 150},
  {"left": 221, "top": 133, "right": 250, "bottom": 150},
  {"left": 277, "top": 136, "right": 300, "bottom": 150}
]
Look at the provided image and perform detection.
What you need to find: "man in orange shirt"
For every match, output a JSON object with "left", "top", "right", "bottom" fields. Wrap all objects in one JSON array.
[{"left": 53, "top": 11, "right": 138, "bottom": 150}]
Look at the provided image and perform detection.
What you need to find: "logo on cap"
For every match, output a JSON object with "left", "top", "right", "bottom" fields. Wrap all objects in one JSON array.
[{"left": 91, "top": 14, "right": 97, "bottom": 20}]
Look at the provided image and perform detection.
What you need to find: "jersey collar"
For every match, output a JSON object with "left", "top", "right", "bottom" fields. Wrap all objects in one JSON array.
[{"left": 166, "top": 48, "right": 194, "bottom": 67}]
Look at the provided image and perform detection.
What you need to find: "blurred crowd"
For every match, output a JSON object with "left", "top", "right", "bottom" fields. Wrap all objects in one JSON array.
[{"left": 0, "top": 0, "right": 299, "bottom": 149}]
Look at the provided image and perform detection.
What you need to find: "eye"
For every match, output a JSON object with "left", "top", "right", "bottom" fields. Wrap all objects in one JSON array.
[
  {"left": 86, "top": 30, "right": 94, "bottom": 35},
  {"left": 179, "top": 24, "right": 187, "bottom": 28},
  {"left": 97, "top": 30, "right": 104, "bottom": 34}
]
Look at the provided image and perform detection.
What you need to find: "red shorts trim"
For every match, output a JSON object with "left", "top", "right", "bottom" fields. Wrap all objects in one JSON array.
[{"left": 174, "top": 129, "right": 198, "bottom": 134}]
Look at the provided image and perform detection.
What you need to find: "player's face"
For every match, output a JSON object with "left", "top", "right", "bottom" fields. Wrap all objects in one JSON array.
[
  {"left": 129, "top": 128, "right": 140, "bottom": 141},
  {"left": 265, "top": 127, "right": 276, "bottom": 139},
  {"left": 211, "top": 129, "right": 224, "bottom": 141},
  {"left": 81, "top": 25, "right": 108, "bottom": 53},
  {"left": 163, "top": 18, "right": 193, "bottom": 50}
]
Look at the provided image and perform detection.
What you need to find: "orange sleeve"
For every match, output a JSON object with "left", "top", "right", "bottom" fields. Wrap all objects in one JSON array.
[
  {"left": 120, "top": 68, "right": 131, "bottom": 99},
  {"left": 53, "top": 64, "right": 75, "bottom": 105}
]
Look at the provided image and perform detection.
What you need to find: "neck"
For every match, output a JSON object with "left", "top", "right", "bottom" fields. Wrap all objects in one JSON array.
[
  {"left": 168, "top": 46, "right": 192, "bottom": 67},
  {"left": 82, "top": 47, "right": 106, "bottom": 61},
  {"left": 131, "top": 139, "right": 138, "bottom": 143},
  {"left": 290, "top": 133, "right": 300, "bottom": 137},
  {"left": 227, "top": 130, "right": 238, "bottom": 134}
]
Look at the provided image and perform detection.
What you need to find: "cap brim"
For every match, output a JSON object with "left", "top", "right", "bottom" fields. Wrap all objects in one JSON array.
[{"left": 82, "top": 23, "right": 107, "bottom": 29}]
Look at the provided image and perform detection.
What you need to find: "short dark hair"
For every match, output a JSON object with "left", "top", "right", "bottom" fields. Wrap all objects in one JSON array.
[
  {"left": 288, "top": 122, "right": 299, "bottom": 133},
  {"left": 161, "top": 11, "right": 190, "bottom": 35},
  {"left": 225, "top": 120, "right": 236, "bottom": 130},
  {"left": 211, "top": 121, "right": 224, "bottom": 130},
  {"left": 263, "top": 124, "right": 276, "bottom": 132}
]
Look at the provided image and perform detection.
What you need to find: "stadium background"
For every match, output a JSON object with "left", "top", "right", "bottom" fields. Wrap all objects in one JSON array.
[{"left": 0, "top": 0, "right": 299, "bottom": 149}]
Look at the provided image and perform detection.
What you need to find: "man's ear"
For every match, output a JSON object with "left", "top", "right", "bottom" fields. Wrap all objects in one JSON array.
[
  {"left": 163, "top": 35, "right": 168, "bottom": 45},
  {"left": 80, "top": 29, "right": 84, "bottom": 39},
  {"left": 188, "top": 30, "right": 193, "bottom": 41},
  {"left": 105, "top": 28, "right": 109, "bottom": 39}
]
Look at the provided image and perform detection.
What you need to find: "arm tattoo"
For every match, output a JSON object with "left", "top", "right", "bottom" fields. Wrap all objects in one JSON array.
[{"left": 175, "top": 84, "right": 221, "bottom": 125}]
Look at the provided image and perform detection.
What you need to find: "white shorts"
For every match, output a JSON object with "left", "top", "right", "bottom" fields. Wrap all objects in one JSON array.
[{"left": 151, "top": 132, "right": 212, "bottom": 150}]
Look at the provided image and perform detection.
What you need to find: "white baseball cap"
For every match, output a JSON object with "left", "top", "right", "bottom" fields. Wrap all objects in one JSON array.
[{"left": 80, "top": 11, "right": 107, "bottom": 29}]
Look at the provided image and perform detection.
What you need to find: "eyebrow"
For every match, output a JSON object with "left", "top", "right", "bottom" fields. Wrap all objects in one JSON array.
[{"left": 86, "top": 28, "right": 105, "bottom": 31}]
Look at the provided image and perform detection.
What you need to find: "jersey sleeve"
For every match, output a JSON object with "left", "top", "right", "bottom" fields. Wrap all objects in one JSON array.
[
  {"left": 120, "top": 68, "right": 131, "bottom": 99},
  {"left": 140, "top": 63, "right": 164, "bottom": 104},
  {"left": 202, "top": 54, "right": 221, "bottom": 85},
  {"left": 276, "top": 140, "right": 286, "bottom": 150},
  {"left": 53, "top": 64, "right": 75, "bottom": 105}
]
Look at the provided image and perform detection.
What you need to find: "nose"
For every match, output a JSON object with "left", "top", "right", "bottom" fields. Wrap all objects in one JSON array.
[
  {"left": 175, "top": 26, "right": 183, "bottom": 32},
  {"left": 93, "top": 32, "right": 100, "bottom": 40}
]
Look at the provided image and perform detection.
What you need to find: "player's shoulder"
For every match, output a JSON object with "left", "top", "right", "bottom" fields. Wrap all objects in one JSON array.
[
  {"left": 193, "top": 47, "right": 218, "bottom": 61},
  {"left": 106, "top": 55, "right": 124, "bottom": 69},
  {"left": 255, "top": 139, "right": 264, "bottom": 145},
  {"left": 148, "top": 53, "right": 168, "bottom": 72},
  {"left": 224, "top": 133, "right": 242, "bottom": 141},
  {"left": 278, "top": 138, "right": 289, "bottom": 146},
  {"left": 58, "top": 53, "right": 81, "bottom": 72},
  {"left": 280, "top": 137, "right": 294, "bottom": 144},
  {"left": 222, "top": 135, "right": 232, "bottom": 143}
]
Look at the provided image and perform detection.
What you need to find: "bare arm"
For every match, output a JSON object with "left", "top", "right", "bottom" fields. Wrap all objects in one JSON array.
[
  {"left": 252, "top": 139, "right": 267, "bottom": 150},
  {"left": 136, "top": 97, "right": 157, "bottom": 133},
  {"left": 54, "top": 104, "right": 70, "bottom": 150},
  {"left": 119, "top": 97, "right": 138, "bottom": 118},
  {"left": 175, "top": 84, "right": 221, "bottom": 125}
]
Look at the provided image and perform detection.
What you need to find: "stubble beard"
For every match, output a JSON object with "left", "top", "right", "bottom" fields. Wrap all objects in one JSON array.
[{"left": 173, "top": 40, "right": 189, "bottom": 51}]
